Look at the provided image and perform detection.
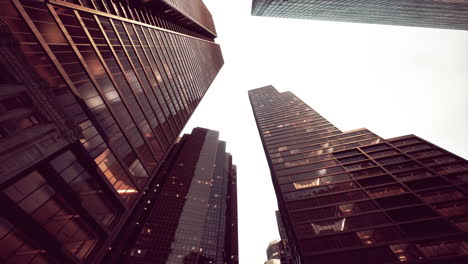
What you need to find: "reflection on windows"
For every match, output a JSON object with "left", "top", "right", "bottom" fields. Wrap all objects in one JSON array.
[
  {"left": 416, "top": 240, "right": 468, "bottom": 259},
  {"left": 356, "top": 227, "right": 404, "bottom": 245},
  {"left": 3, "top": 171, "right": 98, "bottom": 261},
  {"left": 95, "top": 149, "right": 138, "bottom": 206},
  {"left": 434, "top": 200, "right": 468, "bottom": 217},
  {"left": 419, "top": 189, "right": 464, "bottom": 203},
  {"left": 291, "top": 201, "right": 377, "bottom": 222},
  {"left": 367, "top": 185, "right": 406, "bottom": 198},
  {"left": 293, "top": 174, "right": 350, "bottom": 190},
  {"left": 50, "top": 150, "right": 118, "bottom": 227},
  {"left": 285, "top": 181, "right": 358, "bottom": 201},
  {"left": 389, "top": 244, "right": 425, "bottom": 262},
  {"left": 394, "top": 169, "right": 433, "bottom": 181},
  {"left": 311, "top": 218, "right": 346, "bottom": 235},
  {"left": 452, "top": 217, "right": 468, "bottom": 231},
  {"left": 349, "top": 167, "right": 385, "bottom": 179},
  {"left": 0, "top": 217, "right": 57, "bottom": 263}
]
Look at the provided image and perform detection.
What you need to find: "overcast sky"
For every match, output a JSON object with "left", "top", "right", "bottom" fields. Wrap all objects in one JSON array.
[{"left": 181, "top": 1, "right": 468, "bottom": 263}]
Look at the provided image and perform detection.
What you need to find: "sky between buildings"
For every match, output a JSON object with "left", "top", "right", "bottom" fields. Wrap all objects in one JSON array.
[{"left": 182, "top": 0, "right": 468, "bottom": 263}]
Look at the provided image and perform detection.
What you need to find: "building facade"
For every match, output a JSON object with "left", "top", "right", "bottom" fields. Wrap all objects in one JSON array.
[
  {"left": 118, "top": 127, "right": 238, "bottom": 264},
  {"left": 249, "top": 86, "right": 468, "bottom": 264},
  {"left": 251, "top": 0, "right": 468, "bottom": 30},
  {"left": 0, "top": 0, "right": 223, "bottom": 263}
]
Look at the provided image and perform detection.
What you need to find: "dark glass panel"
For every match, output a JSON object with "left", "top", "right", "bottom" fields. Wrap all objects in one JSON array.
[{"left": 3, "top": 171, "right": 98, "bottom": 260}]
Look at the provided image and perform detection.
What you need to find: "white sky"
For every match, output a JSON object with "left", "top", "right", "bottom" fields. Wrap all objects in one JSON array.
[{"left": 182, "top": 1, "right": 468, "bottom": 263}]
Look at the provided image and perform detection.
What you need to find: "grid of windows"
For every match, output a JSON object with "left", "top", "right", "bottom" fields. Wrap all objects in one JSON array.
[
  {"left": 0, "top": 0, "right": 223, "bottom": 263},
  {"left": 249, "top": 86, "right": 468, "bottom": 264},
  {"left": 124, "top": 128, "right": 238, "bottom": 264},
  {"left": 251, "top": 0, "right": 468, "bottom": 30}
]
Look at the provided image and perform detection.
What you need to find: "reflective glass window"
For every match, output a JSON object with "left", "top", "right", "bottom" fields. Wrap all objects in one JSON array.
[
  {"left": 50, "top": 150, "right": 118, "bottom": 227},
  {"left": 3, "top": 171, "right": 98, "bottom": 260}
]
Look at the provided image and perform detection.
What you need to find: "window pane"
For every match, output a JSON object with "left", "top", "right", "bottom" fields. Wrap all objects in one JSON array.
[
  {"left": 51, "top": 150, "right": 118, "bottom": 227},
  {"left": 3, "top": 171, "right": 98, "bottom": 260}
]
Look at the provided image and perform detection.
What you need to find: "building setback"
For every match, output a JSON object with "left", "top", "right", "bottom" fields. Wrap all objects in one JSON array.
[
  {"left": 0, "top": 0, "right": 223, "bottom": 263},
  {"left": 119, "top": 127, "right": 238, "bottom": 264},
  {"left": 251, "top": 0, "right": 468, "bottom": 30},
  {"left": 249, "top": 86, "right": 468, "bottom": 264}
]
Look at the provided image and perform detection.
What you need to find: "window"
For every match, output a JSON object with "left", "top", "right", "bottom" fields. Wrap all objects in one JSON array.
[
  {"left": 400, "top": 220, "right": 456, "bottom": 238},
  {"left": 343, "top": 161, "right": 376, "bottom": 171},
  {"left": 356, "top": 227, "right": 404, "bottom": 245},
  {"left": 0, "top": 92, "right": 32, "bottom": 111},
  {"left": 304, "top": 246, "right": 398, "bottom": 264},
  {"left": 367, "top": 184, "right": 406, "bottom": 198},
  {"left": 434, "top": 200, "right": 468, "bottom": 217},
  {"left": 3, "top": 171, "right": 98, "bottom": 260},
  {"left": 384, "top": 161, "right": 420, "bottom": 173},
  {"left": 374, "top": 194, "right": 420, "bottom": 209},
  {"left": 348, "top": 167, "right": 385, "bottom": 179},
  {"left": 387, "top": 206, "right": 437, "bottom": 222},
  {"left": 50, "top": 150, "right": 119, "bottom": 227},
  {"left": 332, "top": 149, "right": 361, "bottom": 158},
  {"left": 357, "top": 175, "right": 395, "bottom": 187},
  {"left": 361, "top": 143, "right": 391, "bottom": 152},
  {"left": 368, "top": 149, "right": 399, "bottom": 158},
  {"left": 405, "top": 177, "right": 449, "bottom": 191},
  {"left": 394, "top": 169, "right": 433, "bottom": 181},
  {"left": 302, "top": 233, "right": 361, "bottom": 252},
  {"left": 419, "top": 189, "right": 464, "bottom": 203},
  {"left": 0, "top": 217, "right": 57, "bottom": 263},
  {"left": 287, "top": 191, "right": 368, "bottom": 211},
  {"left": 416, "top": 240, "right": 468, "bottom": 259},
  {"left": 391, "top": 138, "right": 421, "bottom": 146},
  {"left": 389, "top": 244, "right": 425, "bottom": 262},
  {"left": 16, "top": 114, "right": 41, "bottom": 129},
  {"left": 375, "top": 155, "right": 409, "bottom": 165},
  {"left": 292, "top": 173, "right": 350, "bottom": 190},
  {"left": 291, "top": 201, "right": 377, "bottom": 222},
  {"left": 336, "top": 154, "right": 367, "bottom": 164}
]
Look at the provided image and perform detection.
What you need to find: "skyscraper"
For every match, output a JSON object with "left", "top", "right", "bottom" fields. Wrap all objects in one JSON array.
[
  {"left": 249, "top": 86, "right": 468, "bottom": 264},
  {"left": 251, "top": 0, "right": 468, "bottom": 30},
  {"left": 117, "top": 127, "right": 238, "bottom": 264},
  {"left": 0, "top": 0, "right": 222, "bottom": 263}
]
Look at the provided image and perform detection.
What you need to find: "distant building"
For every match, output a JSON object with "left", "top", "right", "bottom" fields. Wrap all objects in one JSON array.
[
  {"left": 250, "top": 85, "right": 468, "bottom": 264},
  {"left": 251, "top": 0, "right": 468, "bottom": 30},
  {"left": 0, "top": 0, "right": 222, "bottom": 263},
  {"left": 266, "top": 238, "right": 292, "bottom": 264},
  {"left": 121, "top": 127, "right": 238, "bottom": 264}
]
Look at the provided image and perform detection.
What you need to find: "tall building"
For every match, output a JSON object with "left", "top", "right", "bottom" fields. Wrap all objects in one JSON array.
[
  {"left": 117, "top": 127, "right": 238, "bottom": 264},
  {"left": 249, "top": 86, "right": 468, "bottom": 264},
  {"left": 0, "top": 0, "right": 222, "bottom": 263},
  {"left": 251, "top": 0, "right": 468, "bottom": 30}
]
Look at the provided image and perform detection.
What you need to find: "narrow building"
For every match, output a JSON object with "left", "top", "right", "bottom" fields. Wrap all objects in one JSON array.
[
  {"left": 251, "top": 0, "right": 468, "bottom": 30},
  {"left": 122, "top": 127, "right": 238, "bottom": 264}
]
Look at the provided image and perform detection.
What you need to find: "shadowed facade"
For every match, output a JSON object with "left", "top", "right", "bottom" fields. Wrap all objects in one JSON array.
[{"left": 0, "top": 0, "right": 222, "bottom": 263}]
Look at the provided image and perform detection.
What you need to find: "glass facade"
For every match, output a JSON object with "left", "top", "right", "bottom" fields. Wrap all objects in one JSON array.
[
  {"left": 249, "top": 86, "right": 468, "bottom": 264},
  {"left": 118, "top": 128, "right": 238, "bottom": 264},
  {"left": 251, "top": 0, "right": 468, "bottom": 30},
  {"left": 0, "top": 0, "right": 222, "bottom": 263}
]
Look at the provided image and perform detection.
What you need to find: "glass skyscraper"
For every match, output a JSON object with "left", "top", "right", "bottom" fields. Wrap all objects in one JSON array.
[
  {"left": 251, "top": 0, "right": 468, "bottom": 30},
  {"left": 0, "top": 0, "right": 223, "bottom": 263},
  {"left": 249, "top": 85, "right": 468, "bottom": 264},
  {"left": 118, "top": 127, "right": 238, "bottom": 264}
]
